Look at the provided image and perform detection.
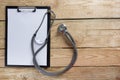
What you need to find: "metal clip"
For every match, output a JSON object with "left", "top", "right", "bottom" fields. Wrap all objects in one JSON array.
[{"left": 17, "top": 6, "right": 36, "bottom": 12}]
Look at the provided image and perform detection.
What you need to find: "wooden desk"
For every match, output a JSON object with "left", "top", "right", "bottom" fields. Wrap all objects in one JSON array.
[{"left": 0, "top": 0, "right": 120, "bottom": 79}]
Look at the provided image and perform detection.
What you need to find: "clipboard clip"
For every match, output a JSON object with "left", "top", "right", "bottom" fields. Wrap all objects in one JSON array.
[{"left": 17, "top": 6, "right": 36, "bottom": 12}]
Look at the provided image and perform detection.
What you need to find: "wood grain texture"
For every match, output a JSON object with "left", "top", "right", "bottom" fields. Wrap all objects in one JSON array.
[
  {"left": 51, "top": 20, "right": 120, "bottom": 48},
  {"left": 1, "top": 48, "right": 120, "bottom": 67},
  {"left": 0, "top": 50, "right": 4, "bottom": 67},
  {"left": 0, "top": 67, "right": 120, "bottom": 80},
  {"left": 1, "top": 0, "right": 120, "bottom": 79},
  {"left": 51, "top": 48, "right": 120, "bottom": 67},
  {"left": 0, "top": 0, "right": 120, "bottom": 20},
  {"left": 0, "top": 39, "right": 4, "bottom": 49}
]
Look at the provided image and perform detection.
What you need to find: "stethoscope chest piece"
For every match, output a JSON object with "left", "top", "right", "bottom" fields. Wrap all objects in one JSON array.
[{"left": 58, "top": 24, "right": 67, "bottom": 33}]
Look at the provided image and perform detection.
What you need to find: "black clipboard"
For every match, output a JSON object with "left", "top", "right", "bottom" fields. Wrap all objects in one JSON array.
[{"left": 5, "top": 6, "right": 50, "bottom": 67}]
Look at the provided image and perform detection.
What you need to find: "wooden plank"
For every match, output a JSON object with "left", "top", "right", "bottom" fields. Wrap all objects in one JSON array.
[
  {"left": 1, "top": 32, "right": 120, "bottom": 48},
  {"left": 1, "top": 48, "right": 120, "bottom": 67},
  {"left": 0, "top": 67, "right": 120, "bottom": 80},
  {"left": 1, "top": 19, "right": 120, "bottom": 48},
  {"left": 0, "top": 50, "right": 4, "bottom": 67},
  {"left": 0, "top": 22, "right": 5, "bottom": 38},
  {"left": 51, "top": 48, "right": 120, "bottom": 66},
  {"left": 1, "top": 19, "right": 120, "bottom": 38},
  {"left": 0, "top": 0, "right": 120, "bottom": 20},
  {"left": 0, "top": 39, "right": 4, "bottom": 49},
  {"left": 52, "top": 37, "right": 120, "bottom": 48}
]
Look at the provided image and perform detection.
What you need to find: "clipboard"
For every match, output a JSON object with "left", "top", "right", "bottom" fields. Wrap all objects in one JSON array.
[{"left": 5, "top": 6, "right": 50, "bottom": 67}]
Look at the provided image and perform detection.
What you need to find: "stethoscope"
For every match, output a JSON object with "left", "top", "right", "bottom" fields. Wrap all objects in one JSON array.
[{"left": 31, "top": 10, "right": 78, "bottom": 76}]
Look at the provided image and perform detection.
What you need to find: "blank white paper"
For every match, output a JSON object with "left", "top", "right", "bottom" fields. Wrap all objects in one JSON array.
[{"left": 7, "top": 7, "right": 49, "bottom": 66}]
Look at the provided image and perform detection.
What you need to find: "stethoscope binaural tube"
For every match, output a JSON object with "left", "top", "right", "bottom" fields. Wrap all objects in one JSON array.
[{"left": 31, "top": 10, "right": 78, "bottom": 76}]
